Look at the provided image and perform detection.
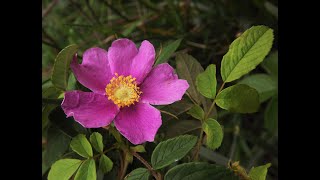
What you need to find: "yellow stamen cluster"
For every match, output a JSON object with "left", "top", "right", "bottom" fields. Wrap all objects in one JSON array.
[{"left": 105, "top": 73, "right": 142, "bottom": 108}]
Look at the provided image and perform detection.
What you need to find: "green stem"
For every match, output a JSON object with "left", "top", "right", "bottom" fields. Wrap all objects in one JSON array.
[
  {"left": 93, "top": 146, "right": 117, "bottom": 159},
  {"left": 182, "top": 126, "right": 202, "bottom": 135},
  {"left": 119, "top": 151, "right": 129, "bottom": 180},
  {"left": 193, "top": 82, "right": 226, "bottom": 160},
  {"left": 159, "top": 110, "right": 178, "bottom": 120},
  {"left": 192, "top": 128, "right": 204, "bottom": 161},
  {"left": 185, "top": 91, "right": 198, "bottom": 105},
  {"left": 204, "top": 82, "right": 225, "bottom": 120},
  {"left": 42, "top": 78, "right": 50, "bottom": 85}
]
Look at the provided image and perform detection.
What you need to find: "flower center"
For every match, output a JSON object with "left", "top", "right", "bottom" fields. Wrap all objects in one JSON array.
[{"left": 105, "top": 73, "right": 142, "bottom": 108}]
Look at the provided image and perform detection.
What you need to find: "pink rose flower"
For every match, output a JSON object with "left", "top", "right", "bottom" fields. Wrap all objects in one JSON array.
[{"left": 61, "top": 39, "right": 189, "bottom": 144}]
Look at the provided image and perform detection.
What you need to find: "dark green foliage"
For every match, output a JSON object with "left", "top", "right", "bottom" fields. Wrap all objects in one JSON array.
[{"left": 43, "top": 1, "right": 278, "bottom": 179}]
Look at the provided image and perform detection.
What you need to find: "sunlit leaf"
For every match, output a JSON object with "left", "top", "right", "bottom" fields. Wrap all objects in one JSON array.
[
  {"left": 221, "top": 26, "right": 273, "bottom": 82},
  {"left": 48, "top": 159, "right": 82, "bottom": 180},
  {"left": 70, "top": 134, "right": 93, "bottom": 158}
]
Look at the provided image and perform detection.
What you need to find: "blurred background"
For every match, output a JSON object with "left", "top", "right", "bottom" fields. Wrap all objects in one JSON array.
[{"left": 42, "top": 0, "right": 278, "bottom": 179}]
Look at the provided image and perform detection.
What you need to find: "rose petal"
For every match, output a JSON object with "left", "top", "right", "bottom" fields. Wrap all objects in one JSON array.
[
  {"left": 114, "top": 103, "right": 161, "bottom": 144},
  {"left": 130, "top": 40, "right": 156, "bottom": 84},
  {"left": 140, "top": 63, "right": 189, "bottom": 105},
  {"left": 61, "top": 91, "right": 119, "bottom": 128},
  {"left": 108, "top": 38, "right": 138, "bottom": 76},
  {"left": 71, "top": 48, "right": 112, "bottom": 95}
]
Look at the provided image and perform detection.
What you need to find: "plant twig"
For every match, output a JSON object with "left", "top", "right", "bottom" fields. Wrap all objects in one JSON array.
[
  {"left": 42, "top": 0, "right": 59, "bottom": 18},
  {"left": 85, "top": 0, "right": 101, "bottom": 25},
  {"left": 69, "top": 0, "right": 94, "bottom": 24},
  {"left": 42, "top": 40, "right": 61, "bottom": 51},
  {"left": 182, "top": 126, "right": 202, "bottom": 135},
  {"left": 105, "top": 0, "right": 130, "bottom": 22},
  {"left": 159, "top": 110, "right": 178, "bottom": 120},
  {"left": 42, "top": 28, "right": 61, "bottom": 51},
  {"left": 131, "top": 151, "right": 161, "bottom": 180},
  {"left": 185, "top": 91, "right": 198, "bottom": 105},
  {"left": 186, "top": 41, "right": 207, "bottom": 49}
]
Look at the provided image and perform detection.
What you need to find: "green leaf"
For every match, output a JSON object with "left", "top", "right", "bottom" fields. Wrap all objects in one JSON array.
[
  {"left": 99, "top": 154, "right": 113, "bottom": 174},
  {"left": 109, "top": 126, "right": 122, "bottom": 143},
  {"left": 42, "top": 78, "right": 53, "bottom": 90},
  {"left": 216, "top": 84, "right": 260, "bottom": 113},
  {"left": 155, "top": 39, "right": 182, "bottom": 65},
  {"left": 67, "top": 73, "right": 77, "bottom": 90},
  {"left": 196, "top": 64, "right": 217, "bottom": 99},
  {"left": 187, "top": 104, "right": 204, "bottom": 120},
  {"left": 70, "top": 134, "right": 93, "bottom": 158},
  {"left": 176, "top": 53, "right": 204, "bottom": 104},
  {"left": 74, "top": 159, "right": 97, "bottom": 180},
  {"left": 48, "top": 159, "right": 82, "bottom": 180},
  {"left": 42, "top": 86, "right": 62, "bottom": 98},
  {"left": 221, "top": 26, "right": 274, "bottom": 82},
  {"left": 248, "top": 163, "right": 271, "bottom": 180},
  {"left": 130, "top": 145, "right": 146, "bottom": 153},
  {"left": 151, "top": 135, "right": 197, "bottom": 169},
  {"left": 89, "top": 132, "right": 104, "bottom": 153},
  {"left": 203, "top": 118, "right": 223, "bottom": 150},
  {"left": 261, "top": 51, "right": 278, "bottom": 78},
  {"left": 124, "top": 168, "right": 150, "bottom": 180},
  {"left": 264, "top": 96, "right": 278, "bottom": 134},
  {"left": 164, "top": 162, "right": 239, "bottom": 180},
  {"left": 239, "top": 74, "right": 277, "bottom": 102},
  {"left": 51, "top": 44, "right": 78, "bottom": 90},
  {"left": 44, "top": 125, "right": 71, "bottom": 169}
]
